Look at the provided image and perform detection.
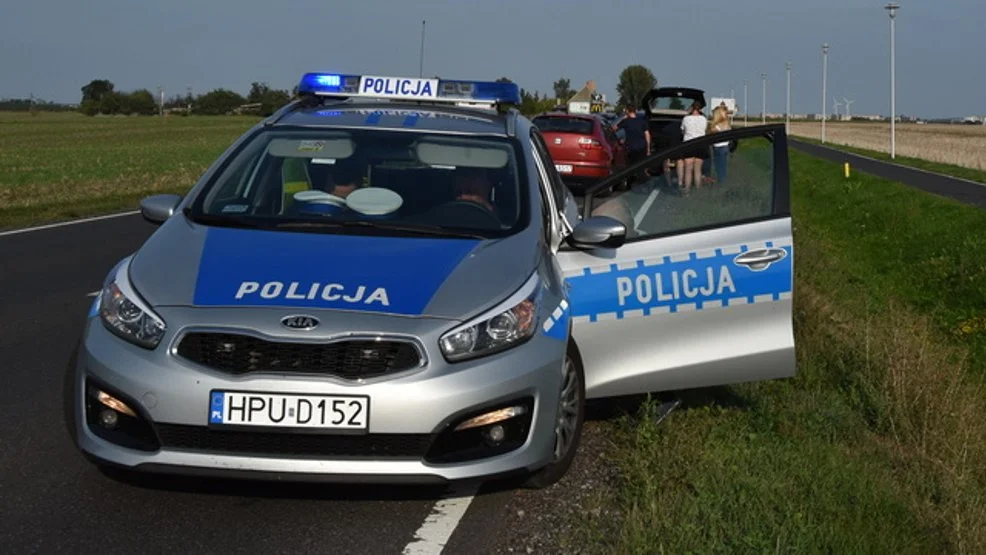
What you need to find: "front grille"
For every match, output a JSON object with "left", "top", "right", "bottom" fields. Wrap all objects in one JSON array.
[
  {"left": 156, "top": 424, "right": 433, "bottom": 459},
  {"left": 176, "top": 332, "right": 422, "bottom": 379}
]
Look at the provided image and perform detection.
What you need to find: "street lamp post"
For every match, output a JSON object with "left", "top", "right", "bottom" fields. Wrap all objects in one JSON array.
[
  {"left": 886, "top": 3, "right": 898, "bottom": 159},
  {"left": 821, "top": 43, "right": 829, "bottom": 143},
  {"left": 743, "top": 80, "right": 748, "bottom": 125},
  {"left": 419, "top": 20, "right": 426, "bottom": 78},
  {"left": 761, "top": 73, "right": 767, "bottom": 124},
  {"left": 785, "top": 61, "right": 792, "bottom": 133}
]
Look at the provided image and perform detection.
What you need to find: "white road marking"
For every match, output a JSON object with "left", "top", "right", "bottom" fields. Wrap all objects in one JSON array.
[
  {"left": 633, "top": 188, "right": 659, "bottom": 230},
  {"left": 86, "top": 290, "right": 100, "bottom": 297},
  {"left": 402, "top": 485, "right": 479, "bottom": 555},
  {"left": 0, "top": 211, "right": 140, "bottom": 238}
]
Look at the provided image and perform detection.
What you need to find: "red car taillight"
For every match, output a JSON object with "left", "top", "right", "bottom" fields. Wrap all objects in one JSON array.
[{"left": 578, "top": 137, "right": 603, "bottom": 149}]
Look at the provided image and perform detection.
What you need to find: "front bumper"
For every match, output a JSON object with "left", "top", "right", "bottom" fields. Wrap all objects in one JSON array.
[{"left": 71, "top": 314, "right": 565, "bottom": 484}]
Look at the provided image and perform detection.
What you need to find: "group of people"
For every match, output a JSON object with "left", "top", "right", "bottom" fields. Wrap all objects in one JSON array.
[{"left": 613, "top": 101, "right": 733, "bottom": 195}]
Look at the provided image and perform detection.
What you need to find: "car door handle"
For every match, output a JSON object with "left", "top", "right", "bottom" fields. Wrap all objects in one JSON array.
[{"left": 733, "top": 248, "right": 787, "bottom": 271}]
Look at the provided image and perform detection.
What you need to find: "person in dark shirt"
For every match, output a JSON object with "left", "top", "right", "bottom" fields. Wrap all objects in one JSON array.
[{"left": 613, "top": 105, "right": 651, "bottom": 187}]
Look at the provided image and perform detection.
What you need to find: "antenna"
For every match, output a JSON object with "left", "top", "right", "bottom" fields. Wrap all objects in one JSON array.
[{"left": 842, "top": 97, "right": 855, "bottom": 120}]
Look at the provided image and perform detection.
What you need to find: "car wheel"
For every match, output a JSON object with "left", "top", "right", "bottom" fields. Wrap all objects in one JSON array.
[{"left": 523, "top": 338, "right": 585, "bottom": 489}]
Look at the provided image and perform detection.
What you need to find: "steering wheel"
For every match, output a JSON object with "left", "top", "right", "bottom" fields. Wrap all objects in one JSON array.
[{"left": 429, "top": 200, "right": 501, "bottom": 229}]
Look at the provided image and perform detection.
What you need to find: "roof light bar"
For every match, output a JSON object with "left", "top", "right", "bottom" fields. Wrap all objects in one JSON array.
[{"left": 297, "top": 73, "right": 521, "bottom": 106}]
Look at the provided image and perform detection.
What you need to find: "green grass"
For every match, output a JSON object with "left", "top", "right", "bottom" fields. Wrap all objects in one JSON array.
[
  {"left": 794, "top": 135, "right": 986, "bottom": 185},
  {"left": 569, "top": 150, "right": 986, "bottom": 554},
  {"left": 0, "top": 111, "right": 258, "bottom": 229}
]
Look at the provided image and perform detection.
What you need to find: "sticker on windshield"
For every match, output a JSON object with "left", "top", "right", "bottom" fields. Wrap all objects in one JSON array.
[
  {"left": 221, "top": 204, "right": 249, "bottom": 214},
  {"left": 297, "top": 140, "right": 325, "bottom": 152},
  {"left": 311, "top": 158, "right": 337, "bottom": 165}
]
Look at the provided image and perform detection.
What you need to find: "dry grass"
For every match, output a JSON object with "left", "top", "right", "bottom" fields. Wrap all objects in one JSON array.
[{"left": 789, "top": 121, "right": 986, "bottom": 171}]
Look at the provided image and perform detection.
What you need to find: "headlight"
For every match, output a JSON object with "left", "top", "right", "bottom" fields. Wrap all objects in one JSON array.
[
  {"left": 440, "top": 277, "right": 541, "bottom": 362},
  {"left": 99, "top": 280, "right": 166, "bottom": 349}
]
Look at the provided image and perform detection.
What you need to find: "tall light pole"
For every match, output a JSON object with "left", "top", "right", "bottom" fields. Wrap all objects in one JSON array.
[
  {"left": 785, "top": 61, "right": 792, "bottom": 133},
  {"left": 761, "top": 73, "right": 767, "bottom": 124},
  {"left": 419, "top": 20, "right": 426, "bottom": 78},
  {"left": 886, "top": 3, "right": 898, "bottom": 159},
  {"left": 743, "top": 80, "right": 748, "bottom": 125},
  {"left": 821, "top": 43, "right": 829, "bottom": 143}
]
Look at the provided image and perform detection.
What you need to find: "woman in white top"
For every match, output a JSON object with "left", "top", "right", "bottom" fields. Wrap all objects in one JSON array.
[
  {"left": 678, "top": 102, "right": 708, "bottom": 193},
  {"left": 709, "top": 105, "right": 732, "bottom": 183}
]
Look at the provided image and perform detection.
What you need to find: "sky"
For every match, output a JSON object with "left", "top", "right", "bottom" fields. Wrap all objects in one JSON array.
[{"left": 1, "top": 0, "right": 983, "bottom": 119}]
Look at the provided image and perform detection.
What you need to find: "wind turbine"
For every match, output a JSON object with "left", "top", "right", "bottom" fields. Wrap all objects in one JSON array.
[
  {"left": 832, "top": 97, "right": 842, "bottom": 120},
  {"left": 842, "top": 97, "right": 855, "bottom": 120}
]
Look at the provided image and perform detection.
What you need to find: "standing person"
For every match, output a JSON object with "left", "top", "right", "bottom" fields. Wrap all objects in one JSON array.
[
  {"left": 709, "top": 104, "right": 732, "bottom": 184},
  {"left": 613, "top": 105, "right": 651, "bottom": 187},
  {"left": 678, "top": 102, "right": 708, "bottom": 193}
]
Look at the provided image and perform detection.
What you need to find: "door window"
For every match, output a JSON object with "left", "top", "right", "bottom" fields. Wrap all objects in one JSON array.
[{"left": 581, "top": 129, "right": 780, "bottom": 242}]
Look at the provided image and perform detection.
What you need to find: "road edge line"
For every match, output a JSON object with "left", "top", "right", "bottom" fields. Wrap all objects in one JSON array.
[
  {"left": 402, "top": 484, "right": 479, "bottom": 555},
  {"left": 0, "top": 210, "right": 141, "bottom": 238}
]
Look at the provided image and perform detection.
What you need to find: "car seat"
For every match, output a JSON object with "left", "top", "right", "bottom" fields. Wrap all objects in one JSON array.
[{"left": 280, "top": 157, "right": 312, "bottom": 213}]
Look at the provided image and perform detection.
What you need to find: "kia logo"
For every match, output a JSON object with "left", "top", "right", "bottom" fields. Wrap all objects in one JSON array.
[{"left": 281, "top": 315, "right": 320, "bottom": 330}]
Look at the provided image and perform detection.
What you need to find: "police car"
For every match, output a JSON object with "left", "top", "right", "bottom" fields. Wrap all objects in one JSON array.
[{"left": 67, "top": 71, "right": 796, "bottom": 488}]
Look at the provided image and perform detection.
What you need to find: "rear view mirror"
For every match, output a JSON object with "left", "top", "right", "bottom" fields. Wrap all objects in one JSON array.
[
  {"left": 568, "top": 216, "right": 627, "bottom": 249},
  {"left": 140, "top": 194, "right": 182, "bottom": 225}
]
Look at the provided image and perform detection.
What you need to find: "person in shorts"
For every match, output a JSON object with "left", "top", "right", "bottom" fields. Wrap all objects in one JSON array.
[{"left": 678, "top": 102, "right": 708, "bottom": 193}]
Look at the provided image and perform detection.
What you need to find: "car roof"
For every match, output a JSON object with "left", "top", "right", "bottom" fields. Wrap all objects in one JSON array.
[{"left": 272, "top": 99, "right": 514, "bottom": 137}]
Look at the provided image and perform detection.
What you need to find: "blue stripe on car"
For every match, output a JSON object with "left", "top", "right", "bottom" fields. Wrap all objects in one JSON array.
[
  {"left": 192, "top": 227, "right": 478, "bottom": 315},
  {"left": 566, "top": 244, "right": 793, "bottom": 322}
]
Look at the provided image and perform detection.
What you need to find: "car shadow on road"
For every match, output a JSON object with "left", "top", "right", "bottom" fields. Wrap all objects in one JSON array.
[{"left": 95, "top": 465, "right": 464, "bottom": 501}]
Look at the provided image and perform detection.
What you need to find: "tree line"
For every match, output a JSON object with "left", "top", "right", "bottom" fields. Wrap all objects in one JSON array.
[{"left": 2, "top": 65, "right": 659, "bottom": 118}]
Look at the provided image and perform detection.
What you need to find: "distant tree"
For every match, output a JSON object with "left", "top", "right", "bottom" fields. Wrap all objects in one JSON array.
[
  {"left": 495, "top": 77, "right": 513, "bottom": 83},
  {"left": 99, "top": 92, "right": 122, "bottom": 115},
  {"left": 247, "top": 81, "right": 292, "bottom": 116},
  {"left": 80, "top": 79, "right": 117, "bottom": 116},
  {"left": 552, "top": 78, "right": 572, "bottom": 102},
  {"left": 127, "top": 89, "right": 157, "bottom": 115},
  {"left": 194, "top": 89, "right": 246, "bottom": 115},
  {"left": 615, "top": 65, "right": 657, "bottom": 110}
]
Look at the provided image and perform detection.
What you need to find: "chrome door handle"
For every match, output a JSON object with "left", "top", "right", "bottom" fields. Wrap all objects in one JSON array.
[{"left": 733, "top": 248, "right": 787, "bottom": 271}]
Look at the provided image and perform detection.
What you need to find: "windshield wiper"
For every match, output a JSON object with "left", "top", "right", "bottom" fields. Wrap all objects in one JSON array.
[
  {"left": 275, "top": 219, "right": 486, "bottom": 239},
  {"left": 185, "top": 211, "right": 266, "bottom": 229}
]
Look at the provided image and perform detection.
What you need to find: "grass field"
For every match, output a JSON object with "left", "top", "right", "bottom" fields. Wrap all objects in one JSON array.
[
  {"left": 0, "top": 111, "right": 258, "bottom": 230},
  {"left": 789, "top": 121, "right": 986, "bottom": 181},
  {"left": 570, "top": 150, "right": 986, "bottom": 554}
]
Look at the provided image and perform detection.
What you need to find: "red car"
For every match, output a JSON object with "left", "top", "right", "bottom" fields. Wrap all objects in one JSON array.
[{"left": 532, "top": 113, "right": 626, "bottom": 185}]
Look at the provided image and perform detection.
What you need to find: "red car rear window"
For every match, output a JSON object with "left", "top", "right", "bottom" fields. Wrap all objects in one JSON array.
[{"left": 532, "top": 117, "right": 595, "bottom": 136}]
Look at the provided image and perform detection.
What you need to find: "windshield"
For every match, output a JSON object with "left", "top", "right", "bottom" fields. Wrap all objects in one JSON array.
[
  {"left": 532, "top": 116, "right": 595, "bottom": 135},
  {"left": 189, "top": 128, "right": 526, "bottom": 238}
]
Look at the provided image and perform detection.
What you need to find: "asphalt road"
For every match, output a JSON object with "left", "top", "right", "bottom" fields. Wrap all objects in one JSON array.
[
  {"left": 789, "top": 139, "right": 986, "bottom": 209},
  {"left": 0, "top": 213, "right": 511, "bottom": 555}
]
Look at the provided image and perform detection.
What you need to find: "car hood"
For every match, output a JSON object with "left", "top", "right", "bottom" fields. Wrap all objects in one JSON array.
[{"left": 128, "top": 216, "right": 540, "bottom": 322}]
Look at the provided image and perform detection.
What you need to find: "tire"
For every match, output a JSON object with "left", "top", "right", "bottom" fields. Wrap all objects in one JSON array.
[{"left": 523, "top": 338, "right": 586, "bottom": 489}]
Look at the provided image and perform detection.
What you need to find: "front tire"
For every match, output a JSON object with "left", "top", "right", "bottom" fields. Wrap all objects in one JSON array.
[{"left": 523, "top": 339, "right": 585, "bottom": 489}]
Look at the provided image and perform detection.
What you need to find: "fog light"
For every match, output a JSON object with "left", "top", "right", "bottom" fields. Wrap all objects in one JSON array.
[
  {"left": 97, "top": 390, "right": 137, "bottom": 418},
  {"left": 454, "top": 405, "right": 528, "bottom": 431},
  {"left": 99, "top": 409, "right": 119, "bottom": 429},
  {"left": 484, "top": 424, "right": 505, "bottom": 444}
]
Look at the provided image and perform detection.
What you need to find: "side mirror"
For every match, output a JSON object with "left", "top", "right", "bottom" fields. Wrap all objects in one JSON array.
[
  {"left": 568, "top": 216, "right": 627, "bottom": 249},
  {"left": 139, "top": 194, "right": 182, "bottom": 225}
]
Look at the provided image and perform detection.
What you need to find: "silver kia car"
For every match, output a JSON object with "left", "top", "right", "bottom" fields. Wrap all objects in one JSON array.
[{"left": 67, "top": 72, "right": 797, "bottom": 488}]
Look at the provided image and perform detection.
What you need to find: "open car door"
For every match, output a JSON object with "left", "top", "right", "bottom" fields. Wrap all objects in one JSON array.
[{"left": 556, "top": 124, "right": 795, "bottom": 399}]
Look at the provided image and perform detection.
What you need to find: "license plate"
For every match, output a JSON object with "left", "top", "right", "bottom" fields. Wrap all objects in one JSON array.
[
  {"left": 555, "top": 164, "right": 573, "bottom": 173},
  {"left": 209, "top": 391, "right": 369, "bottom": 431}
]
